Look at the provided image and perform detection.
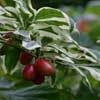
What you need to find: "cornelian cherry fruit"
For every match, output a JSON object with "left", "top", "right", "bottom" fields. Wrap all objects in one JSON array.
[
  {"left": 20, "top": 51, "right": 33, "bottom": 65},
  {"left": 22, "top": 59, "right": 55, "bottom": 85},
  {"left": 23, "top": 64, "right": 36, "bottom": 81},
  {"left": 35, "top": 59, "right": 55, "bottom": 76},
  {"left": 32, "top": 74, "right": 45, "bottom": 84}
]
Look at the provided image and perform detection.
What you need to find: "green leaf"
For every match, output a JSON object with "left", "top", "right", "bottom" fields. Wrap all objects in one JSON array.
[
  {"left": 29, "top": 23, "right": 50, "bottom": 30},
  {"left": 89, "top": 49, "right": 100, "bottom": 60},
  {"left": 0, "top": 24, "right": 15, "bottom": 33},
  {"left": 69, "top": 18, "right": 78, "bottom": 33},
  {"left": 22, "top": 41, "right": 41, "bottom": 50},
  {"left": 13, "top": 0, "right": 31, "bottom": 16},
  {"left": 55, "top": 55, "right": 74, "bottom": 63},
  {"left": 41, "top": 37, "right": 53, "bottom": 46},
  {"left": 35, "top": 7, "right": 70, "bottom": 27},
  {"left": 14, "top": 29, "right": 30, "bottom": 39},
  {"left": 36, "top": 7, "right": 65, "bottom": 19},
  {"left": 39, "top": 30, "right": 61, "bottom": 40},
  {"left": 51, "top": 26, "right": 74, "bottom": 42},
  {"left": 50, "top": 73, "right": 56, "bottom": 87},
  {"left": 0, "top": 6, "right": 6, "bottom": 15},
  {"left": 79, "top": 66, "right": 100, "bottom": 81},
  {"left": 0, "top": 16, "right": 16, "bottom": 24},
  {"left": 48, "top": 44, "right": 72, "bottom": 58},
  {"left": 0, "top": 78, "right": 15, "bottom": 89},
  {"left": 80, "top": 46, "right": 98, "bottom": 60},
  {"left": 5, "top": 46, "right": 20, "bottom": 72},
  {"left": 0, "top": 45, "right": 6, "bottom": 55},
  {"left": 25, "top": 0, "right": 36, "bottom": 14},
  {"left": 0, "top": 84, "right": 75, "bottom": 100},
  {"left": 5, "top": 7, "right": 20, "bottom": 23},
  {"left": 83, "top": 55, "right": 98, "bottom": 63}
]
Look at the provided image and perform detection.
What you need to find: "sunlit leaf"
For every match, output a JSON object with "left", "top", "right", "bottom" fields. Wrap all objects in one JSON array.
[
  {"left": 80, "top": 66, "right": 100, "bottom": 81},
  {"left": 14, "top": 29, "right": 30, "bottom": 39},
  {"left": 22, "top": 41, "right": 41, "bottom": 50}
]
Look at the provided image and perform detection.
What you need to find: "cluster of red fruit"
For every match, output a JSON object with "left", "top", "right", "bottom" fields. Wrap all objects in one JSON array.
[
  {"left": 2, "top": 32, "right": 55, "bottom": 85},
  {"left": 22, "top": 58, "right": 55, "bottom": 84}
]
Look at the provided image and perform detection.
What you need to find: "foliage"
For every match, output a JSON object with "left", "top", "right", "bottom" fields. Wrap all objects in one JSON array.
[{"left": 0, "top": 0, "right": 100, "bottom": 100}]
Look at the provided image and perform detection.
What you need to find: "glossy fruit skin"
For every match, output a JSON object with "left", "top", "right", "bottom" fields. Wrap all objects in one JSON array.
[
  {"left": 35, "top": 59, "right": 55, "bottom": 76},
  {"left": 32, "top": 75, "right": 45, "bottom": 84},
  {"left": 20, "top": 51, "right": 33, "bottom": 65},
  {"left": 23, "top": 64, "right": 36, "bottom": 81}
]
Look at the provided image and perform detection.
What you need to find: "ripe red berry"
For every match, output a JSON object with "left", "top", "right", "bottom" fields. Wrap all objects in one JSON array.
[
  {"left": 32, "top": 75, "right": 45, "bottom": 84},
  {"left": 20, "top": 51, "right": 33, "bottom": 65},
  {"left": 35, "top": 59, "right": 55, "bottom": 76},
  {"left": 23, "top": 64, "right": 36, "bottom": 81}
]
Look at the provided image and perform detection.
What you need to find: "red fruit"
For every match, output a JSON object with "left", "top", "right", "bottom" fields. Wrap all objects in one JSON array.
[
  {"left": 23, "top": 64, "right": 36, "bottom": 81},
  {"left": 3, "top": 32, "right": 12, "bottom": 39},
  {"left": 35, "top": 59, "right": 55, "bottom": 76},
  {"left": 20, "top": 51, "right": 33, "bottom": 65},
  {"left": 32, "top": 75, "right": 45, "bottom": 84}
]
